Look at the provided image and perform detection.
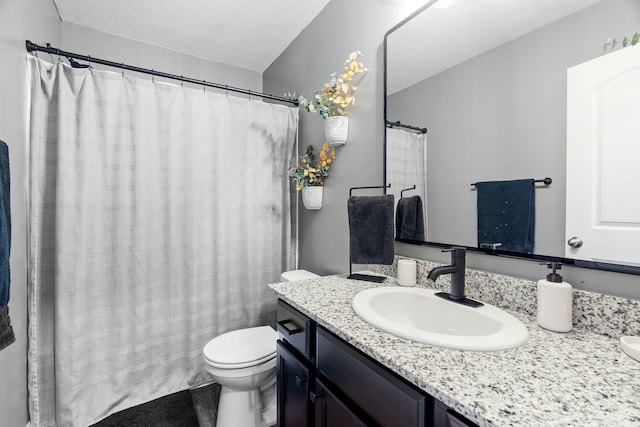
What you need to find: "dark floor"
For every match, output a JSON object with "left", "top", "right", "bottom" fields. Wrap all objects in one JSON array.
[{"left": 91, "top": 384, "right": 221, "bottom": 427}]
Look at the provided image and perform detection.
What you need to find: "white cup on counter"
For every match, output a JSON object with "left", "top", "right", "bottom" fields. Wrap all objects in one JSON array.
[{"left": 397, "top": 259, "right": 417, "bottom": 287}]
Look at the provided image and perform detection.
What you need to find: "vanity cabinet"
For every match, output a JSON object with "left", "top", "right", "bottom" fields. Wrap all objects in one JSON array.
[
  {"left": 316, "top": 326, "right": 430, "bottom": 426},
  {"left": 313, "top": 378, "right": 368, "bottom": 426},
  {"left": 276, "top": 340, "right": 313, "bottom": 426},
  {"left": 276, "top": 300, "right": 315, "bottom": 426},
  {"left": 276, "top": 299, "right": 478, "bottom": 427}
]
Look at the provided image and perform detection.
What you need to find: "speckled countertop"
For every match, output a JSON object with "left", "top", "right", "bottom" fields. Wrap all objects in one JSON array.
[{"left": 269, "top": 273, "right": 640, "bottom": 427}]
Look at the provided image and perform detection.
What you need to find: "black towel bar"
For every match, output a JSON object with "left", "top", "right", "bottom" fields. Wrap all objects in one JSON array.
[
  {"left": 400, "top": 185, "right": 416, "bottom": 198},
  {"left": 349, "top": 184, "right": 390, "bottom": 197},
  {"left": 471, "top": 177, "right": 552, "bottom": 187}
]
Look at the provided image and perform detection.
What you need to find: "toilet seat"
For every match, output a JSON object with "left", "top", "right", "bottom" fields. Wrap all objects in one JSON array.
[
  {"left": 204, "top": 352, "right": 275, "bottom": 369},
  {"left": 203, "top": 326, "right": 278, "bottom": 369}
]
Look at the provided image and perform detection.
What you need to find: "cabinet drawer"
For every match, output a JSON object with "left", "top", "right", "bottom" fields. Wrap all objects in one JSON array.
[
  {"left": 277, "top": 300, "right": 315, "bottom": 360},
  {"left": 316, "top": 326, "right": 429, "bottom": 427}
]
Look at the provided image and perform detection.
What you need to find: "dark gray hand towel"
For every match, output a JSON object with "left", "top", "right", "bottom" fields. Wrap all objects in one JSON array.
[
  {"left": 348, "top": 194, "right": 395, "bottom": 265},
  {"left": 395, "top": 195, "right": 425, "bottom": 241},
  {"left": 0, "top": 140, "right": 12, "bottom": 351},
  {"left": 476, "top": 179, "right": 535, "bottom": 254}
]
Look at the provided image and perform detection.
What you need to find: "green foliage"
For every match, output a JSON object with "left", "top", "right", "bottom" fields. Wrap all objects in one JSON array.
[
  {"left": 298, "top": 51, "right": 367, "bottom": 120},
  {"left": 603, "top": 32, "right": 640, "bottom": 51},
  {"left": 289, "top": 143, "right": 336, "bottom": 190}
]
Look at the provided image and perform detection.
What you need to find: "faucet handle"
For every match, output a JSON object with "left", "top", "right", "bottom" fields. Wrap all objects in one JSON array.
[{"left": 442, "top": 246, "right": 466, "bottom": 258}]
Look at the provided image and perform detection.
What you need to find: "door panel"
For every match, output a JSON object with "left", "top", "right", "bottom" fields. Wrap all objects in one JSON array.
[{"left": 566, "top": 45, "right": 640, "bottom": 264}]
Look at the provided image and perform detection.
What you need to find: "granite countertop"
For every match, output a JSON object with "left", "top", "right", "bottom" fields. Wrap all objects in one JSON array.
[{"left": 269, "top": 274, "right": 640, "bottom": 427}]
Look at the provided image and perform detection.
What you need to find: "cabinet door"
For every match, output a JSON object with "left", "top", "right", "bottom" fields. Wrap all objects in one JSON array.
[
  {"left": 434, "top": 401, "right": 478, "bottom": 427},
  {"left": 314, "top": 379, "right": 369, "bottom": 427},
  {"left": 316, "top": 327, "right": 429, "bottom": 426},
  {"left": 277, "top": 340, "right": 313, "bottom": 427}
]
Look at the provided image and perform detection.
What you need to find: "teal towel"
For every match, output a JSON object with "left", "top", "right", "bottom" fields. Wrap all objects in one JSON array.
[
  {"left": 0, "top": 140, "right": 13, "bottom": 351},
  {"left": 476, "top": 179, "right": 535, "bottom": 254}
]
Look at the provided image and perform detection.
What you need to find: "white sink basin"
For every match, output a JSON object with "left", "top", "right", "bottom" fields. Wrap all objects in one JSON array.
[{"left": 352, "top": 287, "right": 528, "bottom": 351}]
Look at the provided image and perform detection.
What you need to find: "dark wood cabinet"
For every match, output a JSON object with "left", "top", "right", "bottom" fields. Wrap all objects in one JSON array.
[
  {"left": 276, "top": 340, "right": 313, "bottom": 427},
  {"left": 313, "top": 379, "right": 369, "bottom": 427},
  {"left": 434, "top": 401, "right": 478, "bottom": 427},
  {"left": 276, "top": 299, "right": 479, "bottom": 427},
  {"left": 316, "top": 326, "right": 430, "bottom": 427}
]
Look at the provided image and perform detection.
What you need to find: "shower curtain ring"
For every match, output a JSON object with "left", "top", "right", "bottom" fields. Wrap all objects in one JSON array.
[
  {"left": 180, "top": 75, "right": 184, "bottom": 88},
  {"left": 203, "top": 80, "right": 206, "bottom": 93},
  {"left": 151, "top": 69, "right": 155, "bottom": 83},
  {"left": 121, "top": 63, "right": 125, "bottom": 77}
]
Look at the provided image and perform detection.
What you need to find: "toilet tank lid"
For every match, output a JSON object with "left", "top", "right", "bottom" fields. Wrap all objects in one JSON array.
[
  {"left": 281, "top": 269, "right": 319, "bottom": 282},
  {"left": 203, "top": 326, "right": 277, "bottom": 365}
]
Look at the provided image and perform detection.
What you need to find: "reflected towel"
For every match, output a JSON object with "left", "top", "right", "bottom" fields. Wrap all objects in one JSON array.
[
  {"left": 0, "top": 140, "right": 12, "bottom": 351},
  {"left": 476, "top": 179, "right": 535, "bottom": 254},
  {"left": 348, "top": 195, "right": 394, "bottom": 265},
  {"left": 396, "top": 195, "right": 425, "bottom": 241}
]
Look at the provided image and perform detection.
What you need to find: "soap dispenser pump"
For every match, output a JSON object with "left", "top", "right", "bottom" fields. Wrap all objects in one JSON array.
[{"left": 536, "top": 262, "right": 573, "bottom": 332}]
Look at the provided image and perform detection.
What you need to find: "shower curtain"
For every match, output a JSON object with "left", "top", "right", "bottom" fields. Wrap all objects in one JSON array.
[
  {"left": 27, "top": 57, "right": 298, "bottom": 426},
  {"left": 386, "top": 127, "right": 428, "bottom": 237}
]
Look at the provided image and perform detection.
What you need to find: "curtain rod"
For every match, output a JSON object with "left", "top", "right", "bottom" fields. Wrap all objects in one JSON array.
[
  {"left": 385, "top": 120, "right": 427, "bottom": 134},
  {"left": 25, "top": 40, "right": 299, "bottom": 106}
]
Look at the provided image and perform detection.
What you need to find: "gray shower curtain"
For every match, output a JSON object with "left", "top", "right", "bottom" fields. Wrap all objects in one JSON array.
[{"left": 27, "top": 57, "right": 298, "bottom": 426}]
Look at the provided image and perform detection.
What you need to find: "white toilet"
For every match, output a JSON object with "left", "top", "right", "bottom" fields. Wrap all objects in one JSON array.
[{"left": 203, "top": 269, "right": 319, "bottom": 427}]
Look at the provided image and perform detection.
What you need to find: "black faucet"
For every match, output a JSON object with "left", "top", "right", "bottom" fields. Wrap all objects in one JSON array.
[{"left": 427, "top": 247, "right": 483, "bottom": 308}]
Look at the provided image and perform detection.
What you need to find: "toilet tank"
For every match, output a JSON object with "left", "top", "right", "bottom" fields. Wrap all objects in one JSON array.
[{"left": 280, "top": 269, "right": 319, "bottom": 282}]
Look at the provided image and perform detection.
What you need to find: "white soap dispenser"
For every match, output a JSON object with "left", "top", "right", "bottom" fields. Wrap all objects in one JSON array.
[{"left": 537, "top": 262, "right": 573, "bottom": 332}]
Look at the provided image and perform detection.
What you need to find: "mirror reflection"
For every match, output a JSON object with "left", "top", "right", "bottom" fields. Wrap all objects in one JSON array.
[{"left": 385, "top": 0, "right": 640, "bottom": 268}]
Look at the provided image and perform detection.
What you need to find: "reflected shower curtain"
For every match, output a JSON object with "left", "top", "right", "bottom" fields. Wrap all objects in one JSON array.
[
  {"left": 386, "top": 127, "right": 428, "bottom": 237},
  {"left": 27, "top": 57, "right": 298, "bottom": 426}
]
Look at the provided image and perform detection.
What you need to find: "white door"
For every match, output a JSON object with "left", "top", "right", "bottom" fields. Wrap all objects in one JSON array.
[{"left": 566, "top": 46, "right": 640, "bottom": 265}]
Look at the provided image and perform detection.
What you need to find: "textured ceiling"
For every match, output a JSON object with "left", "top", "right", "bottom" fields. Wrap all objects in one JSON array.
[{"left": 53, "top": 0, "right": 332, "bottom": 73}]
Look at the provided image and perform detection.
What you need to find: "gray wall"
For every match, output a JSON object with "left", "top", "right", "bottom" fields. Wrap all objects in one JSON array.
[
  {"left": 0, "top": 1, "right": 60, "bottom": 426},
  {"left": 267, "top": 1, "right": 640, "bottom": 299},
  {"left": 0, "top": 4, "right": 261, "bottom": 426},
  {"left": 388, "top": 0, "right": 640, "bottom": 257},
  {"left": 264, "top": 0, "right": 411, "bottom": 276},
  {"left": 60, "top": 23, "right": 262, "bottom": 93}
]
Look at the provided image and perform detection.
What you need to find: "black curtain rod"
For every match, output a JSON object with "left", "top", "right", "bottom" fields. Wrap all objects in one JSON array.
[
  {"left": 385, "top": 120, "right": 427, "bottom": 134},
  {"left": 25, "top": 40, "right": 299, "bottom": 106},
  {"left": 471, "top": 177, "right": 552, "bottom": 187}
]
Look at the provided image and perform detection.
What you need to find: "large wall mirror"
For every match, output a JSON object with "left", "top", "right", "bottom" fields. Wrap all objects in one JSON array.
[{"left": 385, "top": 0, "right": 640, "bottom": 274}]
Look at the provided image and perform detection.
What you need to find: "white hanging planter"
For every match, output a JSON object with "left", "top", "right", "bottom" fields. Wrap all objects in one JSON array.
[
  {"left": 301, "top": 186, "right": 324, "bottom": 210},
  {"left": 324, "top": 116, "right": 349, "bottom": 146}
]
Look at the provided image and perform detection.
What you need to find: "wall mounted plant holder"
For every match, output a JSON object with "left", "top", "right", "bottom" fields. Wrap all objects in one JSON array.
[
  {"left": 302, "top": 186, "right": 323, "bottom": 210},
  {"left": 324, "top": 116, "right": 349, "bottom": 146}
]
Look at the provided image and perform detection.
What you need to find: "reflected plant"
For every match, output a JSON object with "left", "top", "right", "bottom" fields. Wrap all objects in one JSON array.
[{"left": 603, "top": 32, "right": 639, "bottom": 51}]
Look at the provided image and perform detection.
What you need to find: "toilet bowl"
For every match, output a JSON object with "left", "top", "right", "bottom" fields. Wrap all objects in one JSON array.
[{"left": 203, "top": 269, "right": 318, "bottom": 427}]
